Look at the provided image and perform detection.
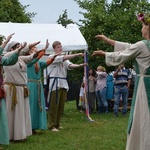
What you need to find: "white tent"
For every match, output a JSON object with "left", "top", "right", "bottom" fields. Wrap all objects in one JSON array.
[
  {"left": 0, "top": 22, "right": 88, "bottom": 84},
  {"left": 0, "top": 22, "right": 88, "bottom": 53}
]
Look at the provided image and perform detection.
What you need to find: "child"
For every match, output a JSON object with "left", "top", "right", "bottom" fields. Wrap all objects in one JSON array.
[{"left": 78, "top": 82, "right": 85, "bottom": 112}]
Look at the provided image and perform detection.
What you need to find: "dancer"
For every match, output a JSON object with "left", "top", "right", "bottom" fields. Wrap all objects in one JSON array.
[
  {"left": 47, "top": 41, "right": 87, "bottom": 131},
  {"left": 27, "top": 40, "right": 59, "bottom": 134},
  {"left": 3, "top": 40, "right": 44, "bottom": 141},
  {"left": 92, "top": 13, "right": 150, "bottom": 150},
  {"left": 0, "top": 33, "right": 25, "bottom": 149}
]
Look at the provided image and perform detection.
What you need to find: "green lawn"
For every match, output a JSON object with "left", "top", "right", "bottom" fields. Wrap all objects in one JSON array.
[{"left": 3, "top": 101, "right": 128, "bottom": 150}]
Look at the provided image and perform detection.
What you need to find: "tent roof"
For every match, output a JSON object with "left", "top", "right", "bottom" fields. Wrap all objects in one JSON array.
[{"left": 0, "top": 22, "right": 88, "bottom": 53}]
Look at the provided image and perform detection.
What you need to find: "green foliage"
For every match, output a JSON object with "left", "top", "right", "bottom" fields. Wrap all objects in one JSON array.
[
  {"left": 3, "top": 101, "right": 128, "bottom": 150},
  {"left": 74, "top": 0, "right": 150, "bottom": 72},
  {"left": 0, "top": 0, "right": 36, "bottom": 23},
  {"left": 57, "top": 9, "right": 75, "bottom": 27}
]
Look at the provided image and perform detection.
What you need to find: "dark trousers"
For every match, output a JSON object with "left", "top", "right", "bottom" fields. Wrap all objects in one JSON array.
[{"left": 48, "top": 88, "right": 67, "bottom": 129}]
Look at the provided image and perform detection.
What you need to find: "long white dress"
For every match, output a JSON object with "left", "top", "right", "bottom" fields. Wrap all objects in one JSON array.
[
  {"left": 105, "top": 40, "right": 150, "bottom": 150},
  {"left": 3, "top": 52, "right": 34, "bottom": 141}
]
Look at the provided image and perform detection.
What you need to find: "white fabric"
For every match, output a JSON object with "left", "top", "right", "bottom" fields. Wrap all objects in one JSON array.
[
  {"left": 48, "top": 55, "right": 72, "bottom": 91},
  {"left": 6, "top": 41, "right": 19, "bottom": 52},
  {"left": 0, "top": 22, "right": 88, "bottom": 53},
  {"left": 47, "top": 55, "right": 73, "bottom": 102},
  {"left": 105, "top": 40, "right": 150, "bottom": 150},
  {"left": 3, "top": 54, "right": 34, "bottom": 140}
]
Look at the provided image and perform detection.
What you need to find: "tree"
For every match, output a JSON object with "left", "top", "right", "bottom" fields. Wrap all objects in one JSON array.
[
  {"left": 57, "top": 9, "right": 85, "bottom": 81},
  {"left": 74, "top": 0, "right": 150, "bottom": 72},
  {"left": 57, "top": 9, "right": 74, "bottom": 27},
  {"left": 0, "top": 0, "right": 36, "bottom": 23}
]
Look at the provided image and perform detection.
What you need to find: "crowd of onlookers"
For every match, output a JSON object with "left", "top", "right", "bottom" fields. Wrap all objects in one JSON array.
[{"left": 78, "top": 64, "right": 136, "bottom": 117}]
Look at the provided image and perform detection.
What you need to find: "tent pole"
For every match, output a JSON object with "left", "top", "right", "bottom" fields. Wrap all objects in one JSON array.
[{"left": 84, "top": 49, "right": 94, "bottom": 122}]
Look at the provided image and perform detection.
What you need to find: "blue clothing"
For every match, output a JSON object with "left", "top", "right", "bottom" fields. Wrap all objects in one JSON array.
[
  {"left": 114, "top": 86, "right": 129, "bottom": 115},
  {"left": 0, "top": 99, "right": 9, "bottom": 145},
  {"left": 0, "top": 47, "right": 19, "bottom": 145},
  {"left": 96, "top": 87, "right": 108, "bottom": 113},
  {"left": 27, "top": 59, "right": 48, "bottom": 130},
  {"left": 115, "top": 69, "right": 131, "bottom": 87},
  {"left": 114, "top": 68, "right": 131, "bottom": 115},
  {"left": 106, "top": 75, "right": 114, "bottom": 100}
]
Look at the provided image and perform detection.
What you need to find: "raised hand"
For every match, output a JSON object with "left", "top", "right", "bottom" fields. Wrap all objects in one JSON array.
[
  {"left": 28, "top": 41, "right": 41, "bottom": 49},
  {"left": 95, "top": 34, "right": 107, "bottom": 40},
  {"left": 33, "top": 49, "right": 44, "bottom": 58},
  {"left": 1, "top": 33, "right": 15, "bottom": 49},
  {"left": 76, "top": 53, "right": 84, "bottom": 57},
  {"left": 5, "top": 33, "right": 15, "bottom": 43},
  {"left": 18, "top": 42, "right": 27, "bottom": 53},
  {"left": 44, "top": 39, "right": 49, "bottom": 51},
  {"left": 92, "top": 50, "right": 105, "bottom": 56},
  {"left": 80, "top": 63, "right": 88, "bottom": 67}
]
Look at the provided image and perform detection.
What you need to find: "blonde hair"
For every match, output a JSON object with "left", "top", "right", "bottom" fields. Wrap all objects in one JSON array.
[
  {"left": 97, "top": 65, "right": 106, "bottom": 72},
  {"left": 102, "top": 67, "right": 106, "bottom": 72}
]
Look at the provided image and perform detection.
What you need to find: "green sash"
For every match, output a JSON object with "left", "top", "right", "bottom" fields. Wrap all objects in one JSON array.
[{"left": 127, "top": 40, "right": 150, "bottom": 134}]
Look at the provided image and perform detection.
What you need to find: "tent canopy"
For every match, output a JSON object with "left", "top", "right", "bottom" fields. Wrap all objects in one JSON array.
[{"left": 0, "top": 22, "right": 88, "bottom": 53}]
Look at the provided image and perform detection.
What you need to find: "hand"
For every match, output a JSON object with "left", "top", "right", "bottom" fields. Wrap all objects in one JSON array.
[
  {"left": 118, "top": 64, "right": 124, "bottom": 70},
  {"left": 92, "top": 50, "right": 105, "bottom": 56},
  {"left": 18, "top": 42, "right": 27, "bottom": 53},
  {"left": 4, "top": 33, "right": 15, "bottom": 43},
  {"left": 95, "top": 34, "right": 107, "bottom": 41},
  {"left": 33, "top": 49, "right": 44, "bottom": 58},
  {"left": 79, "top": 63, "right": 88, "bottom": 67},
  {"left": 53, "top": 52, "right": 61, "bottom": 58},
  {"left": 118, "top": 65, "right": 121, "bottom": 70},
  {"left": 77, "top": 53, "right": 84, "bottom": 57},
  {"left": 44, "top": 39, "right": 49, "bottom": 51},
  {"left": 28, "top": 41, "right": 41, "bottom": 49}
]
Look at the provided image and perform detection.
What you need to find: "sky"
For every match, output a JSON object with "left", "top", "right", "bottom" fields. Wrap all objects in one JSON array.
[
  {"left": 19, "top": 0, "right": 85, "bottom": 24},
  {"left": 19, "top": 0, "right": 150, "bottom": 24}
]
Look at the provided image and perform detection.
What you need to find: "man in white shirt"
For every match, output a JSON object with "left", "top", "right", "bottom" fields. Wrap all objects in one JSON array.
[{"left": 47, "top": 41, "right": 87, "bottom": 131}]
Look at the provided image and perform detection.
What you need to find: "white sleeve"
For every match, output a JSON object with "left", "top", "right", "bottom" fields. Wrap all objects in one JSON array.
[
  {"left": 19, "top": 53, "right": 34, "bottom": 64},
  {"left": 106, "top": 42, "right": 142, "bottom": 66},
  {"left": 49, "top": 55, "right": 64, "bottom": 65},
  {"left": 114, "top": 41, "right": 132, "bottom": 52},
  {"left": 64, "top": 60, "right": 73, "bottom": 70}
]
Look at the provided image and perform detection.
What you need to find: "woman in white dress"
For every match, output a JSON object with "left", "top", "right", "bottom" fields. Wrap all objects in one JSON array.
[
  {"left": 3, "top": 41, "right": 44, "bottom": 141},
  {"left": 92, "top": 13, "right": 150, "bottom": 150}
]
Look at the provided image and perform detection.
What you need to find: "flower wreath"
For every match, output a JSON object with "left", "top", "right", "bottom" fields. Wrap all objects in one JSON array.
[{"left": 138, "top": 13, "right": 150, "bottom": 25}]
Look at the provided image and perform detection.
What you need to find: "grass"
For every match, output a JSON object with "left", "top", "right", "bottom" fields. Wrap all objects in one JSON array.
[{"left": 2, "top": 100, "right": 129, "bottom": 150}]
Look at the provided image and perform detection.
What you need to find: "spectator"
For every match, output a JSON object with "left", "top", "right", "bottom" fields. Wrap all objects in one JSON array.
[
  {"left": 106, "top": 73, "right": 114, "bottom": 100},
  {"left": 88, "top": 68, "right": 96, "bottom": 113},
  {"left": 113, "top": 64, "right": 131, "bottom": 117},
  {"left": 95, "top": 66, "right": 108, "bottom": 113},
  {"left": 78, "top": 82, "right": 85, "bottom": 112}
]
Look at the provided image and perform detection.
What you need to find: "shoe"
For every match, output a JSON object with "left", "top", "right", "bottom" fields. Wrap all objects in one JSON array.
[
  {"left": 58, "top": 126, "right": 63, "bottom": 129},
  {"left": 122, "top": 113, "right": 126, "bottom": 117},
  {"left": 32, "top": 130, "right": 38, "bottom": 135},
  {"left": 114, "top": 114, "right": 118, "bottom": 117},
  {"left": 51, "top": 128, "right": 59, "bottom": 132},
  {"left": 14, "top": 139, "right": 27, "bottom": 143}
]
